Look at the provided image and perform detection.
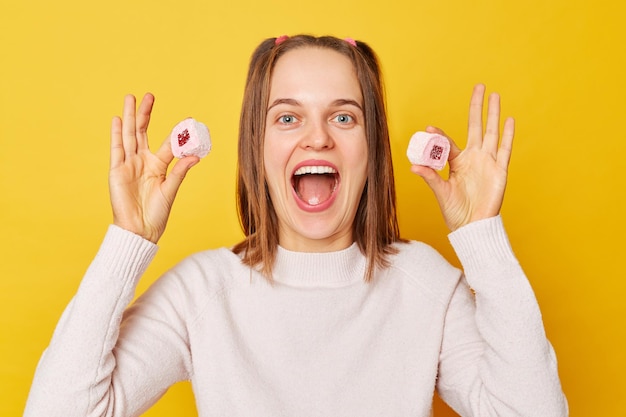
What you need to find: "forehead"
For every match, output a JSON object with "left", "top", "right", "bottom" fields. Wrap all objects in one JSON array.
[{"left": 269, "top": 47, "right": 362, "bottom": 103}]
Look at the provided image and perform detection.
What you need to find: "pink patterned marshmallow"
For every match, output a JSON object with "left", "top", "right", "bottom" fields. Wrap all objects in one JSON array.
[
  {"left": 406, "top": 132, "right": 450, "bottom": 171},
  {"left": 170, "top": 118, "right": 212, "bottom": 158}
]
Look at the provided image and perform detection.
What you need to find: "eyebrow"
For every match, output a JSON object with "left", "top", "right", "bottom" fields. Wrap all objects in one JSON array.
[
  {"left": 332, "top": 99, "right": 363, "bottom": 111},
  {"left": 267, "top": 98, "right": 363, "bottom": 112},
  {"left": 267, "top": 98, "right": 300, "bottom": 111}
]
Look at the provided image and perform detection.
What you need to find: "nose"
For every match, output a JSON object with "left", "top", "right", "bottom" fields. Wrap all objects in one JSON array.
[{"left": 300, "top": 120, "right": 334, "bottom": 151}]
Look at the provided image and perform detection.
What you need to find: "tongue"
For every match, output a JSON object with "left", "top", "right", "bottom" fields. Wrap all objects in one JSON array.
[{"left": 296, "top": 174, "right": 335, "bottom": 206}]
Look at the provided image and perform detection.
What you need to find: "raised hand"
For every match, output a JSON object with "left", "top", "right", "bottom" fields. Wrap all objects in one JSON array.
[
  {"left": 411, "top": 84, "right": 515, "bottom": 231},
  {"left": 109, "top": 93, "right": 200, "bottom": 243}
]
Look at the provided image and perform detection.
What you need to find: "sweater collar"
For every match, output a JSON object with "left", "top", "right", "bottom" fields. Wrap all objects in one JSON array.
[{"left": 272, "top": 243, "right": 366, "bottom": 288}]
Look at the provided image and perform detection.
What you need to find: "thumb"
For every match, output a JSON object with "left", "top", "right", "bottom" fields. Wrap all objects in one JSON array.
[
  {"left": 161, "top": 156, "right": 200, "bottom": 201},
  {"left": 410, "top": 164, "right": 445, "bottom": 196}
]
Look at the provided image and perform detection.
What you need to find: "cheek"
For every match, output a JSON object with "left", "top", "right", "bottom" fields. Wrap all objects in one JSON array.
[
  {"left": 349, "top": 140, "right": 369, "bottom": 182},
  {"left": 354, "top": 157, "right": 369, "bottom": 194},
  {"left": 263, "top": 138, "right": 287, "bottom": 188}
]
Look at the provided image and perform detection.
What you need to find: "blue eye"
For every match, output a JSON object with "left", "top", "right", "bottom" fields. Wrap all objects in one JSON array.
[
  {"left": 334, "top": 114, "right": 353, "bottom": 124},
  {"left": 279, "top": 115, "right": 297, "bottom": 124}
]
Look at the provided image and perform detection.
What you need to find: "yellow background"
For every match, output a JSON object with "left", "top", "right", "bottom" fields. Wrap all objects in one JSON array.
[{"left": 1, "top": 0, "right": 624, "bottom": 415}]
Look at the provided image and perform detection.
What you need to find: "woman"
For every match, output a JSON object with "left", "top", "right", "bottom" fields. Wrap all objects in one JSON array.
[{"left": 25, "top": 35, "right": 568, "bottom": 416}]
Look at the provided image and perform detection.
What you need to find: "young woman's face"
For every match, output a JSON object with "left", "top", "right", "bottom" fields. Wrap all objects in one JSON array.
[{"left": 263, "top": 47, "right": 368, "bottom": 252}]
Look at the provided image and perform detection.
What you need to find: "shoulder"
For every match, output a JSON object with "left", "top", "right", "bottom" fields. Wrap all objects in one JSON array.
[
  {"left": 164, "top": 246, "right": 251, "bottom": 290},
  {"left": 140, "top": 247, "right": 252, "bottom": 311},
  {"left": 126, "top": 246, "right": 261, "bottom": 330},
  {"left": 389, "top": 240, "right": 458, "bottom": 276},
  {"left": 385, "top": 240, "right": 462, "bottom": 304},
  {"left": 174, "top": 247, "right": 247, "bottom": 276}
]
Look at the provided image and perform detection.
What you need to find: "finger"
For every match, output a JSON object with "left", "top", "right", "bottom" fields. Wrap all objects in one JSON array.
[
  {"left": 483, "top": 92, "right": 501, "bottom": 155},
  {"left": 425, "top": 125, "right": 461, "bottom": 162},
  {"left": 110, "top": 116, "right": 124, "bottom": 169},
  {"left": 155, "top": 134, "right": 175, "bottom": 165},
  {"left": 161, "top": 156, "right": 200, "bottom": 202},
  {"left": 122, "top": 94, "right": 138, "bottom": 155},
  {"left": 447, "top": 136, "right": 463, "bottom": 162},
  {"left": 496, "top": 117, "right": 515, "bottom": 170},
  {"left": 467, "top": 84, "right": 486, "bottom": 148},
  {"left": 136, "top": 93, "right": 155, "bottom": 152},
  {"left": 425, "top": 125, "right": 448, "bottom": 138}
]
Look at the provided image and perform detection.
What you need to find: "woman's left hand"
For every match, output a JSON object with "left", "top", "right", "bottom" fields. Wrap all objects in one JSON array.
[{"left": 411, "top": 84, "right": 515, "bottom": 232}]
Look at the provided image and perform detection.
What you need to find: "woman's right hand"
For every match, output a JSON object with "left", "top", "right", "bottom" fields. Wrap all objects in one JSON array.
[{"left": 109, "top": 93, "right": 200, "bottom": 243}]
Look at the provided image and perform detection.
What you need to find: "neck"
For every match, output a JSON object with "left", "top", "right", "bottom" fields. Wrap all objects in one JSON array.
[
  {"left": 272, "top": 243, "right": 366, "bottom": 287},
  {"left": 277, "top": 230, "right": 354, "bottom": 253}
]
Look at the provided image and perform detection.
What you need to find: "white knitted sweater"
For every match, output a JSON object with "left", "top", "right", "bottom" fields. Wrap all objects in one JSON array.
[{"left": 24, "top": 216, "right": 568, "bottom": 416}]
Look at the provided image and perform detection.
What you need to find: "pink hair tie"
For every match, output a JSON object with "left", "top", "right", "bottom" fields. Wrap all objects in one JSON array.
[
  {"left": 275, "top": 35, "right": 289, "bottom": 45},
  {"left": 344, "top": 37, "right": 357, "bottom": 47}
]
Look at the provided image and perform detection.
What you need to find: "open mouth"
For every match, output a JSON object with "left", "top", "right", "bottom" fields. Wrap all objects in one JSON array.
[{"left": 291, "top": 165, "right": 339, "bottom": 206}]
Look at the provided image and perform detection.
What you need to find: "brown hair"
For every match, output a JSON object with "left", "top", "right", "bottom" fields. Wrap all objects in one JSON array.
[{"left": 232, "top": 34, "right": 403, "bottom": 282}]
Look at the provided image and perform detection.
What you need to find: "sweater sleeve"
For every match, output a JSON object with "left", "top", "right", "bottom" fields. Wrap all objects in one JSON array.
[
  {"left": 24, "top": 225, "right": 193, "bottom": 417},
  {"left": 436, "top": 216, "right": 568, "bottom": 416}
]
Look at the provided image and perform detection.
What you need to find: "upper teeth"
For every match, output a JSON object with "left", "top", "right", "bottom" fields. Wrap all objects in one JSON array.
[{"left": 294, "top": 166, "right": 337, "bottom": 175}]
